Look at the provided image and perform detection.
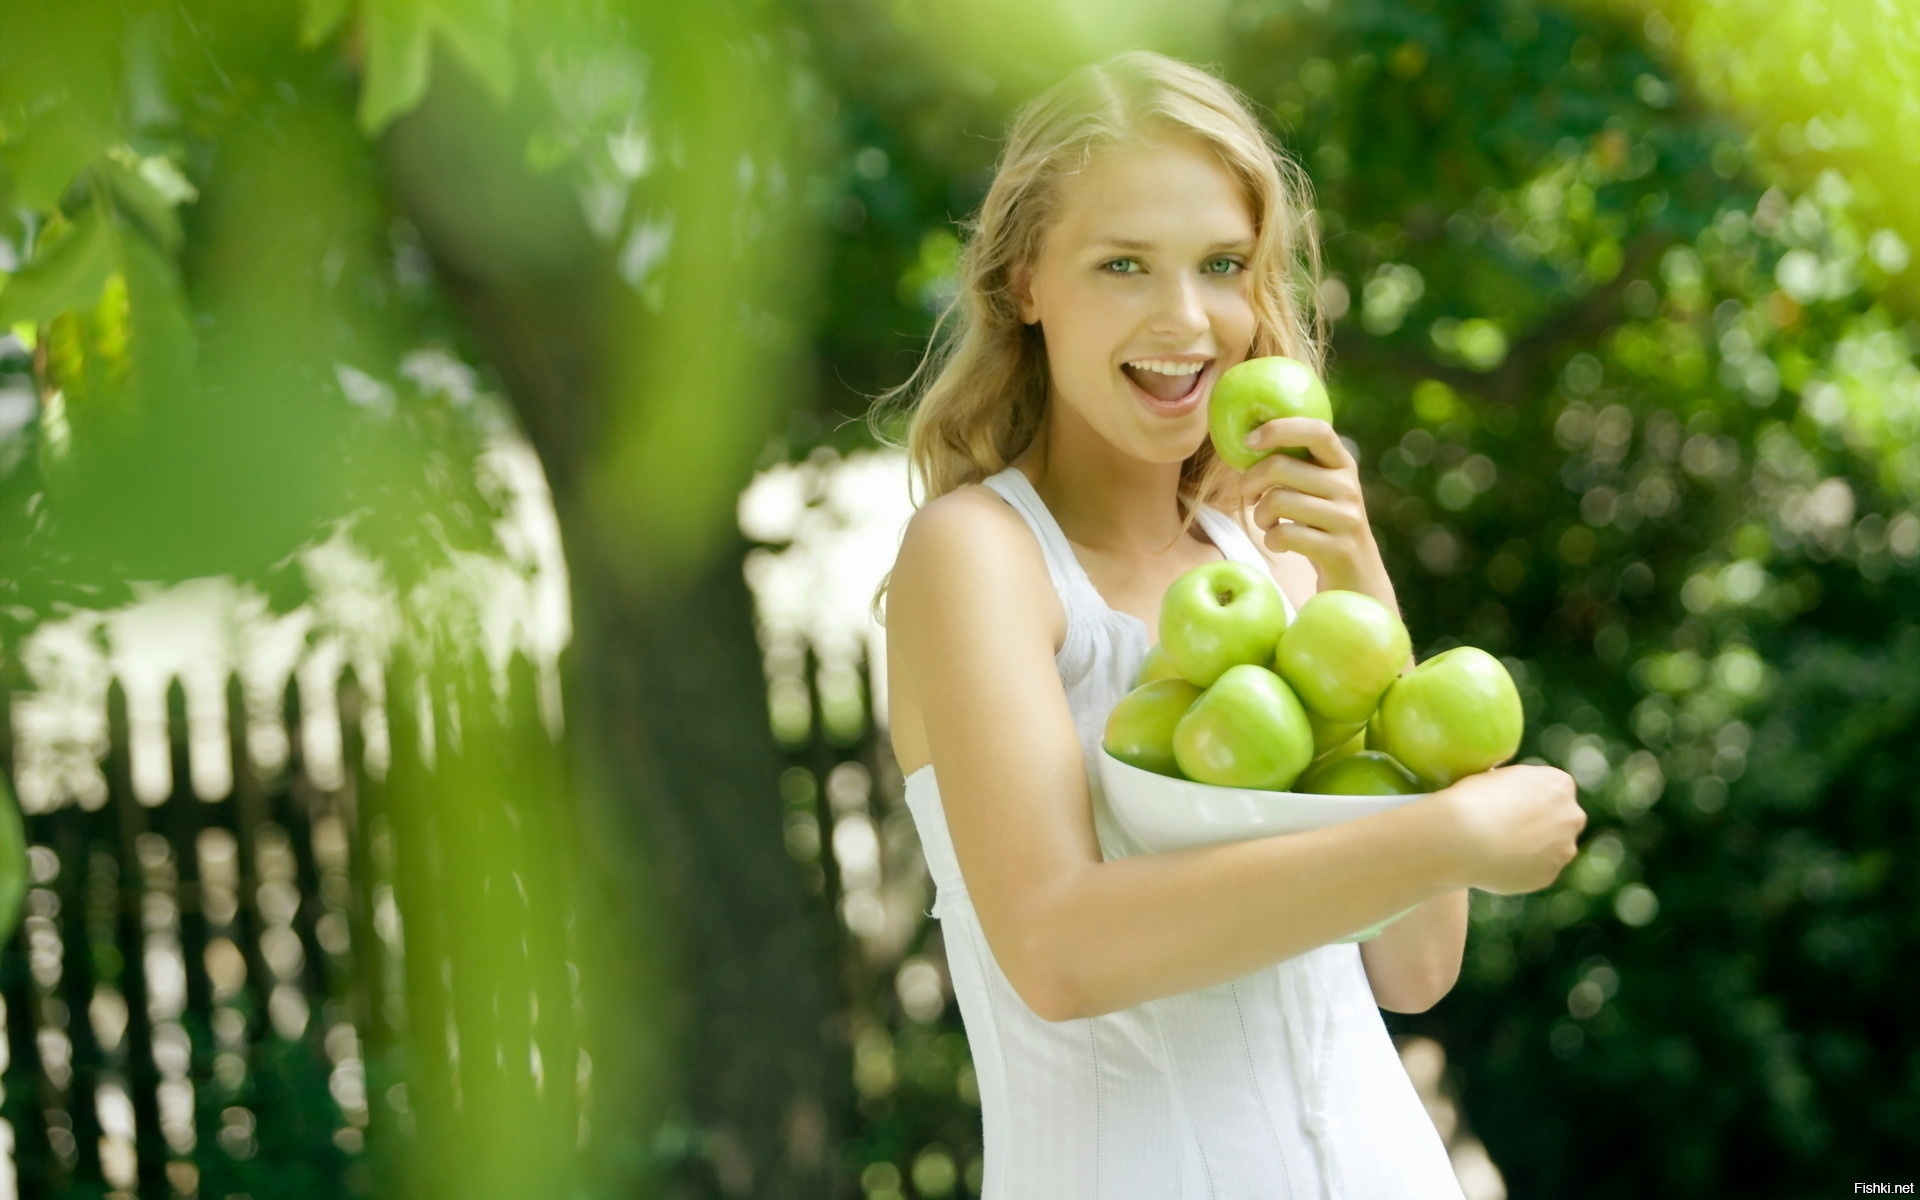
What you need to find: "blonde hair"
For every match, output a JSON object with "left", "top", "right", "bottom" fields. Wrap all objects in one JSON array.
[{"left": 867, "top": 50, "right": 1329, "bottom": 622}]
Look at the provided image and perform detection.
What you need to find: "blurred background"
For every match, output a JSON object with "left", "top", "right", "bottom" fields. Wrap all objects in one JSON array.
[{"left": 0, "top": 0, "right": 1914, "bottom": 1196}]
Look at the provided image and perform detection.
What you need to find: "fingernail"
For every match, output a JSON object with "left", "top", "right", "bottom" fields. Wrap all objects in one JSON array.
[{"left": 1244, "top": 430, "right": 1264, "bottom": 449}]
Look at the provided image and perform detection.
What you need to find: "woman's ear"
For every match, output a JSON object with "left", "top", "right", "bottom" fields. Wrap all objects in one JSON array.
[{"left": 1011, "top": 261, "right": 1039, "bottom": 325}]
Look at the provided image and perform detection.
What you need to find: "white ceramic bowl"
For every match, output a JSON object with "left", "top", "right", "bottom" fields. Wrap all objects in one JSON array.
[{"left": 1097, "top": 748, "right": 1426, "bottom": 943}]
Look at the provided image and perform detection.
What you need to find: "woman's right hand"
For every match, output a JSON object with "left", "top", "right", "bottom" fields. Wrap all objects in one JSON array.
[{"left": 1428, "top": 764, "right": 1588, "bottom": 895}]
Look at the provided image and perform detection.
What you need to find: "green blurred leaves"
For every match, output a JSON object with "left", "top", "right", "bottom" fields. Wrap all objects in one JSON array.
[
  {"left": 0, "top": 773, "right": 25, "bottom": 942},
  {"left": 0, "top": 99, "right": 112, "bottom": 212},
  {"left": 0, "top": 201, "right": 116, "bottom": 327},
  {"left": 0, "top": 142, "right": 194, "bottom": 327},
  {"left": 1604, "top": 0, "right": 1920, "bottom": 315},
  {"left": 299, "top": 0, "right": 518, "bottom": 133}
]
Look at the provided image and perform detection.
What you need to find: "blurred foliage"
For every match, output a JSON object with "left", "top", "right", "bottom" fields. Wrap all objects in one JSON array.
[
  {"left": 0, "top": 0, "right": 830, "bottom": 607},
  {"left": 1596, "top": 0, "right": 1920, "bottom": 317},
  {"left": 1, "top": 0, "right": 828, "bottom": 1197},
  {"left": 3, "top": 0, "right": 1917, "bottom": 1195},
  {"left": 0, "top": 0, "right": 515, "bottom": 624},
  {"left": 793, "top": 0, "right": 1918, "bottom": 1196}
]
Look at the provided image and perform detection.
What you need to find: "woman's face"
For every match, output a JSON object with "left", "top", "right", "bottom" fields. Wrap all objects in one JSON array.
[{"left": 1015, "top": 135, "right": 1259, "bottom": 463}]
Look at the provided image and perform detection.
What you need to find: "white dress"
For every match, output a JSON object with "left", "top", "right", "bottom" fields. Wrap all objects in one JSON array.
[{"left": 900, "top": 464, "right": 1467, "bottom": 1199}]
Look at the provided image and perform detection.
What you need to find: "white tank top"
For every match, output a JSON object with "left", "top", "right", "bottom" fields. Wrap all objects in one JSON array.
[{"left": 900, "top": 464, "right": 1467, "bottom": 1199}]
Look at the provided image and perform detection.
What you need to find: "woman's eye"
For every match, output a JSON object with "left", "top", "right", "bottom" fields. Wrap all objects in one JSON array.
[{"left": 1101, "top": 256, "right": 1243, "bottom": 275}]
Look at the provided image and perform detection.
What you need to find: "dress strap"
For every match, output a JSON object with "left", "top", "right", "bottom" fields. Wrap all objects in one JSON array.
[
  {"left": 980, "top": 466, "right": 1103, "bottom": 610},
  {"left": 986, "top": 466, "right": 1297, "bottom": 624}
]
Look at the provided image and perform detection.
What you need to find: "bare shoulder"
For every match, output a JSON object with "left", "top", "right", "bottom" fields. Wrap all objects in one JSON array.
[
  {"left": 884, "top": 482, "right": 1068, "bottom": 777},
  {"left": 899, "top": 482, "right": 1029, "bottom": 553},
  {"left": 889, "top": 483, "right": 1066, "bottom": 652}
]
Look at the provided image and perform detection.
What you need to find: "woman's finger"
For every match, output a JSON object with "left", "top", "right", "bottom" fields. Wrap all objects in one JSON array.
[
  {"left": 1246, "top": 417, "right": 1353, "bottom": 470},
  {"left": 1239, "top": 449, "right": 1363, "bottom": 506},
  {"left": 1260, "top": 519, "right": 1340, "bottom": 561},
  {"left": 1252, "top": 487, "right": 1359, "bottom": 537}
]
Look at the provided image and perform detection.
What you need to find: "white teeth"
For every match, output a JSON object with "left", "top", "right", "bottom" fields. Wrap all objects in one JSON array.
[{"left": 1125, "top": 359, "right": 1206, "bottom": 376}]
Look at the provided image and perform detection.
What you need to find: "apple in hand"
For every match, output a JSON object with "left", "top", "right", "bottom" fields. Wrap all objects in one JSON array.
[
  {"left": 1298, "top": 750, "right": 1424, "bottom": 796},
  {"left": 1103, "top": 679, "right": 1204, "bottom": 778},
  {"left": 1373, "top": 646, "right": 1524, "bottom": 787},
  {"left": 1159, "top": 560, "right": 1290, "bottom": 687},
  {"left": 1207, "top": 355, "right": 1334, "bottom": 472},
  {"left": 1134, "top": 642, "right": 1182, "bottom": 687},
  {"left": 1274, "top": 590, "right": 1411, "bottom": 724},
  {"left": 1172, "top": 664, "right": 1315, "bottom": 790}
]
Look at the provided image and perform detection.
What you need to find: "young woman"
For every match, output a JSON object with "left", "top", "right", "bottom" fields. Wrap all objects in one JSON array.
[{"left": 873, "top": 51, "right": 1586, "bottom": 1198}]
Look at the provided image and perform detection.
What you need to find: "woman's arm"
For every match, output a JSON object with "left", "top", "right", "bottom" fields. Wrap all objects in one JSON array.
[
  {"left": 890, "top": 489, "right": 1473, "bottom": 1022},
  {"left": 1359, "top": 889, "right": 1468, "bottom": 1013}
]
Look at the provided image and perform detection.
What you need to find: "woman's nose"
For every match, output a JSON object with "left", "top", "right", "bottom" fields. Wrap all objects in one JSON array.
[{"left": 1151, "top": 273, "right": 1209, "bottom": 337}]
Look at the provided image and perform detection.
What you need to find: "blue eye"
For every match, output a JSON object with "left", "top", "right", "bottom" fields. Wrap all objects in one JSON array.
[
  {"left": 1102, "top": 258, "right": 1141, "bottom": 274},
  {"left": 1207, "top": 256, "right": 1246, "bottom": 274}
]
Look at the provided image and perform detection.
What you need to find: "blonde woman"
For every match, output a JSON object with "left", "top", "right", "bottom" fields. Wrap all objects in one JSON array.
[{"left": 875, "top": 51, "right": 1586, "bottom": 1198}]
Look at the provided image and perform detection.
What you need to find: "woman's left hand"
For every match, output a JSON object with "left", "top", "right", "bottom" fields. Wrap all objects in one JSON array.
[{"left": 1237, "top": 416, "right": 1396, "bottom": 606}]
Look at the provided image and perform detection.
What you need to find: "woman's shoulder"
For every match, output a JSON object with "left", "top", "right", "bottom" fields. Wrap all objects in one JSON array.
[
  {"left": 889, "top": 483, "right": 1065, "bottom": 649},
  {"left": 896, "top": 483, "right": 1025, "bottom": 575},
  {"left": 900, "top": 472, "right": 1057, "bottom": 563}
]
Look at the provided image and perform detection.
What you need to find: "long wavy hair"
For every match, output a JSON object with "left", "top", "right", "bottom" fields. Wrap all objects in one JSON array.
[{"left": 866, "top": 50, "right": 1329, "bottom": 622}]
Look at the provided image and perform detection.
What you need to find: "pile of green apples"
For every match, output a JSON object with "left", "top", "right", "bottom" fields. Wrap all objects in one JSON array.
[
  {"left": 1102, "top": 352, "right": 1525, "bottom": 795},
  {"left": 1102, "top": 563, "right": 1524, "bottom": 795}
]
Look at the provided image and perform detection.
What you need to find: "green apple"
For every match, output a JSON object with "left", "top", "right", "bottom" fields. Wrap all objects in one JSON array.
[
  {"left": 1103, "top": 679, "right": 1204, "bottom": 778},
  {"left": 1274, "top": 590, "right": 1411, "bottom": 723},
  {"left": 1298, "top": 750, "right": 1424, "bottom": 796},
  {"left": 1307, "top": 710, "right": 1366, "bottom": 760},
  {"left": 1158, "top": 560, "right": 1289, "bottom": 687},
  {"left": 1134, "top": 642, "right": 1183, "bottom": 687},
  {"left": 1365, "top": 705, "right": 1387, "bottom": 751},
  {"left": 1172, "top": 664, "right": 1315, "bottom": 790},
  {"left": 1374, "top": 646, "right": 1524, "bottom": 787},
  {"left": 1207, "top": 355, "right": 1334, "bottom": 472}
]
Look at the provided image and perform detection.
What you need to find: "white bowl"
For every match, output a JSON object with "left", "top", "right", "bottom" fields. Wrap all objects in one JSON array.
[{"left": 1097, "top": 749, "right": 1427, "bottom": 943}]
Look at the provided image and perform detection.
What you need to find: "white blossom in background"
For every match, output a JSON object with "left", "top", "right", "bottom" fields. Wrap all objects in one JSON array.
[
  {"left": 4, "top": 418, "right": 571, "bottom": 813},
  {"left": 739, "top": 446, "right": 914, "bottom": 745}
]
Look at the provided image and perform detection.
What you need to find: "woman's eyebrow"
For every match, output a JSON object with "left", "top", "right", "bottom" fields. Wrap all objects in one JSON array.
[{"left": 1092, "top": 236, "right": 1256, "bottom": 252}]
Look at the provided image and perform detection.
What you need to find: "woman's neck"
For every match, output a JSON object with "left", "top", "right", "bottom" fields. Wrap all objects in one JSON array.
[{"left": 1011, "top": 415, "right": 1197, "bottom": 558}]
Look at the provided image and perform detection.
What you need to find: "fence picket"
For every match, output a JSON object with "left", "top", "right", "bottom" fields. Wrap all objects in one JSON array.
[{"left": 0, "top": 655, "right": 580, "bottom": 1198}]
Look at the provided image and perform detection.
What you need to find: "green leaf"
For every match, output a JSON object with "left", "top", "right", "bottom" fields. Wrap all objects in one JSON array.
[
  {"left": 358, "top": 0, "right": 432, "bottom": 135},
  {"left": 3, "top": 100, "right": 107, "bottom": 211},
  {"left": 300, "top": 0, "right": 354, "bottom": 47},
  {"left": 99, "top": 156, "right": 183, "bottom": 253},
  {"left": 349, "top": 0, "right": 517, "bottom": 135},
  {"left": 0, "top": 201, "right": 117, "bottom": 327},
  {"left": 434, "top": 0, "right": 516, "bottom": 104},
  {"left": 116, "top": 219, "right": 197, "bottom": 404}
]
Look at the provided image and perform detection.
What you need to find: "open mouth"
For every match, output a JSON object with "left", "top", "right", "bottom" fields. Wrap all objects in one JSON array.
[{"left": 1121, "top": 359, "right": 1214, "bottom": 407}]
